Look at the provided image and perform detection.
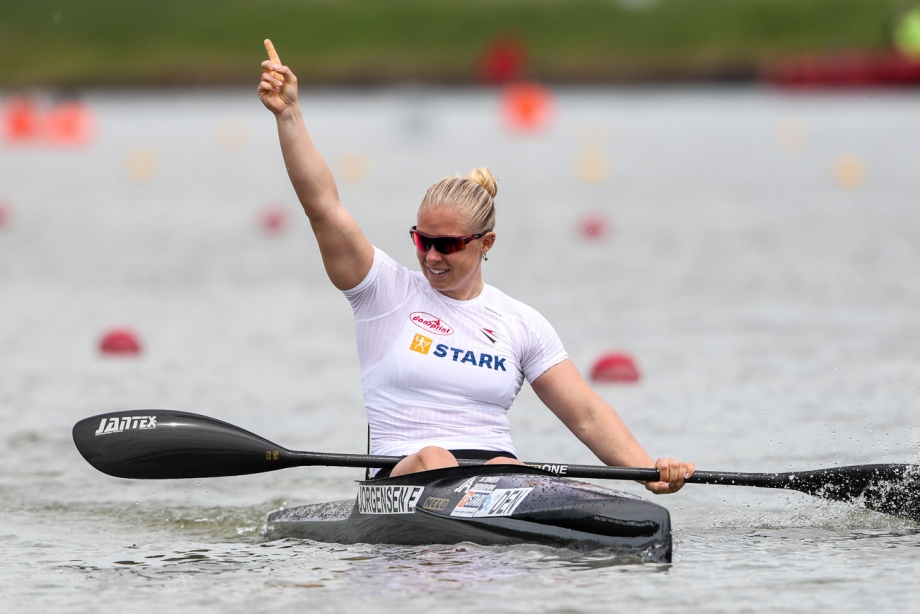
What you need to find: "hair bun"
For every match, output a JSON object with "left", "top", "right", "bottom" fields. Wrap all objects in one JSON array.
[{"left": 467, "top": 167, "right": 497, "bottom": 199}]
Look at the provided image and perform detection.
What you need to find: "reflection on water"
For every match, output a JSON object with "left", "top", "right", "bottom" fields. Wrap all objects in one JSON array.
[{"left": 63, "top": 537, "right": 668, "bottom": 599}]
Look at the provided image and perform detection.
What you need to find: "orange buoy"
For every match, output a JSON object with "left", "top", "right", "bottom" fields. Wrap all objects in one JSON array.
[
  {"left": 44, "top": 100, "right": 94, "bottom": 147},
  {"left": 99, "top": 328, "right": 142, "bottom": 356},
  {"left": 574, "top": 147, "right": 610, "bottom": 184},
  {"left": 126, "top": 147, "right": 161, "bottom": 182},
  {"left": 2, "top": 97, "right": 41, "bottom": 143},
  {"left": 590, "top": 353, "right": 640, "bottom": 383},
  {"left": 478, "top": 33, "right": 528, "bottom": 84},
  {"left": 259, "top": 205, "right": 289, "bottom": 234},
  {"left": 578, "top": 214, "right": 611, "bottom": 240},
  {"left": 501, "top": 82, "right": 553, "bottom": 132},
  {"left": 833, "top": 154, "right": 865, "bottom": 188}
]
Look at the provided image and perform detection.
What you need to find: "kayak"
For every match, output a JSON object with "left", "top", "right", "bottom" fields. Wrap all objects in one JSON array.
[{"left": 266, "top": 464, "right": 672, "bottom": 562}]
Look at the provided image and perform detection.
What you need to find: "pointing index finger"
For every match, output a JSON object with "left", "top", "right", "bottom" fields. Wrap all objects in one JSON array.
[{"left": 264, "top": 39, "right": 281, "bottom": 66}]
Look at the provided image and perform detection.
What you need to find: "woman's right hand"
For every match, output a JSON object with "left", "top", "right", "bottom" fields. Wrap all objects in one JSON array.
[
  {"left": 258, "top": 39, "right": 298, "bottom": 115},
  {"left": 645, "top": 457, "right": 695, "bottom": 494}
]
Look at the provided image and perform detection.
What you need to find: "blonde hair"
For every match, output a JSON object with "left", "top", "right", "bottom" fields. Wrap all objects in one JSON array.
[{"left": 418, "top": 167, "right": 497, "bottom": 233}]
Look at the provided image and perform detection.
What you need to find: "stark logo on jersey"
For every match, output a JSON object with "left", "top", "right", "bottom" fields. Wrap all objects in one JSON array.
[{"left": 409, "top": 334, "right": 507, "bottom": 371}]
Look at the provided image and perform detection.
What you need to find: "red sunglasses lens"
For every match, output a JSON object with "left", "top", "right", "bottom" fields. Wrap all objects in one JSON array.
[
  {"left": 411, "top": 231, "right": 465, "bottom": 254},
  {"left": 436, "top": 237, "right": 464, "bottom": 253}
]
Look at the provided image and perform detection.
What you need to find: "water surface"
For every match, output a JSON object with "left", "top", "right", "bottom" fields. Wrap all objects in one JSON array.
[{"left": 2, "top": 86, "right": 919, "bottom": 612}]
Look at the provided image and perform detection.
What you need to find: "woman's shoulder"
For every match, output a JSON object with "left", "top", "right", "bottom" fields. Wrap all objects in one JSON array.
[
  {"left": 371, "top": 247, "right": 425, "bottom": 281},
  {"left": 482, "top": 284, "right": 551, "bottom": 324},
  {"left": 481, "top": 285, "right": 565, "bottom": 361},
  {"left": 344, "top": 246, "right": 425, "bottom": 302}
]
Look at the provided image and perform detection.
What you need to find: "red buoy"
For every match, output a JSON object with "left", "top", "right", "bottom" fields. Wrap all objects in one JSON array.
[
  {"left": 2, "top": 97, "right": 41, "bottom": 143},
  {"left": 590, "top": 353, "right": 640, "bottom": 383},
  {"left": 0, "top": 202, "right": 10, "bottom": 228},
  {"left": 259, "top": 205, "right": 289, "bottom": 234},
  {"left": 44, "top": 100, "right": 94, "bottom": 147},
  {"left": 501, "top": 83, "right": 553, "bottom": 132},
  {"left": 478, "top": 33, "right": 528, "bottom": 84},
  {"left": 578, "top": 214, "right": 611, "bottom": 240},
  {"left": 99, "top": 328, "right": 142, "bottom": 356}
]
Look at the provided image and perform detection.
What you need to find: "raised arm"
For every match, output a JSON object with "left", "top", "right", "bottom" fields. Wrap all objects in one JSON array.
[
  {"left": 530, "top": 358, "right": 695, "bottom": 494},
  {"left": 258, "top": 39, "right": 374, "bottom": 290}
]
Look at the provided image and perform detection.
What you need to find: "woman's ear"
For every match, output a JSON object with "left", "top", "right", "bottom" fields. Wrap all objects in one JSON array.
[
  {"left": 481, "top": 232, "right": 495, "bottom": 260},
  {"left": 481, "top": 231, "right": 496, "bottom": 252}
]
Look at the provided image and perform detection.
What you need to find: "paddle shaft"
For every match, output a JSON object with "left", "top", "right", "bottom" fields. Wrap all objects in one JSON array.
[
  {"left": 268, "top": 449, "right": 897, "bottom": 491},
  {"left": 273, "top": 449, "right": 660, "bottom": 479},
  {"left": 263, "top": 451, "right": 920, "bottom": 521},
  {"left": 277, "top": 450, "right": 745, "bottom": 483}
]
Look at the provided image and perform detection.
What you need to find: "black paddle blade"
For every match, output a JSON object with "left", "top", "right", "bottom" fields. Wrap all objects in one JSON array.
[
  {"left": 688, "top": 464, "right": 920, "bottom": 521},
  {"left": 73, "top": 409, "right": 294, "bottom": 479},
  {"left": 787, "top": 464, "right": 920, "bottom": 521}
]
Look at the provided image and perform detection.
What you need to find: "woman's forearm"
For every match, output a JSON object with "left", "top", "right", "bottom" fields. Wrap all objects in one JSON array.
[
  {"left": 275, "top": 105, "right": 341, "bottom": 223},
  {"left": 533, "top": 359, "right": 694, "bottom": 494},
  {"left": 532, "top": 359, "right": 654, "bottom": 467},
  {"left": 569, "top": 404, "right": 655, "bottom": 468}
]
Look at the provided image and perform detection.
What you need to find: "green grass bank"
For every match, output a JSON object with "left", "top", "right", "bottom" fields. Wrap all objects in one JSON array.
[{"left": 0, "top": 0, "right": 908, "bottom": 88}]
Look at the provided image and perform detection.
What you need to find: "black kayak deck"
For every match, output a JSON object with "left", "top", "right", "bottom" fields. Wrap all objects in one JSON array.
[{"left": 266, "top": 465, "right": 672, "bottom": 562}]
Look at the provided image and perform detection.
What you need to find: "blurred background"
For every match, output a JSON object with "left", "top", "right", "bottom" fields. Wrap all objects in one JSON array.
[
  {"left": 2, "top": 0, "right": 920, "bottom": 88},
  {"left": 2, "top": 1, "right": 920, "bottom": 610}
]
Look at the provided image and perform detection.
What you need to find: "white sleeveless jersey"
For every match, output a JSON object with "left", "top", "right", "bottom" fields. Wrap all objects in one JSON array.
[{"left": 343, "top": 247, "right": 568, "bottom": 458}]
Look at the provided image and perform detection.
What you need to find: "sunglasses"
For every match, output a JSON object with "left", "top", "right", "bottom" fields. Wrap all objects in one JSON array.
[{"left": 409, "top": 226, "right": 487, "bottom": 254}]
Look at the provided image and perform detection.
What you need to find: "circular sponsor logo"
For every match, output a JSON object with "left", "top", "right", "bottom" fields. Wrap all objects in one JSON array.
[{"left": 410, "top": 312, "right": 454, "bottom": 336}]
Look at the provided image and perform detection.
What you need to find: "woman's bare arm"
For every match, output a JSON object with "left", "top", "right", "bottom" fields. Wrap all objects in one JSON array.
[{"left": 258, "top": 39, "right": 373, "bottom": 290}]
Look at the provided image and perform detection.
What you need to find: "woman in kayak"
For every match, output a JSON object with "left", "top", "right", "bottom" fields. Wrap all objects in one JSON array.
[{"left": 258, "top": 40, "right": 694, "bottom": 494}]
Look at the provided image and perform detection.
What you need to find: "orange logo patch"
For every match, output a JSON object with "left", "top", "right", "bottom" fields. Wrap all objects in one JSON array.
[{"left": 410, "top": 334, "right": 433, "bottom": 355}]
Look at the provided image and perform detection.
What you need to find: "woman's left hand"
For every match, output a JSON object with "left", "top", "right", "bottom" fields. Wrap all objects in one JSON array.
[{"left": 645, "top": 457, "right": 695, "bottom": 494}]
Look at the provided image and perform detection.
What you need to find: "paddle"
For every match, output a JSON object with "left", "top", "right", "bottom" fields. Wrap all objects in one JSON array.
[{"left": 73, "top": 409, "right": 920, "bottom": 522}]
